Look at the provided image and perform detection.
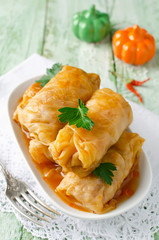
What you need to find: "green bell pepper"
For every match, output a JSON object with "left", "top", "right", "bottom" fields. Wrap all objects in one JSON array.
[{"left": 72, "top": 5, "right": 110, "bottom": 43}]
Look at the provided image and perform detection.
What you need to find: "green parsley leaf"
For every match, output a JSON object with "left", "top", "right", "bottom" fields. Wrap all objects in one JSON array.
[
  {"left": 93, "top": 162, "right": 117, "bottom": 185},
  {"left": 36, "top": 63, "right": 62, "bottom": 87},
  {"left": 58, "top": 99, "right": 94, "bottom": 131}
]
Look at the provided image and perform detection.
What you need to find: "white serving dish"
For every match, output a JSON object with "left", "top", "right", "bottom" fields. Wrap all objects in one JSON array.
[{"left": 8, "top": 76, "right": 152, "bottom": 220}]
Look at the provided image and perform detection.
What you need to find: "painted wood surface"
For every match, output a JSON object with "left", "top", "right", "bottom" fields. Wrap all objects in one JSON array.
[
  {"left": 0, "top": 0, "right": 46, "bottom": 75},
  {"left": 109, "top": 0, "right": 159, "bottom": 113},
  {"left": 0, "top": 212, "right": 46, "bottom": 240},
  {"left": 0, "top": 0, "right": 159, "bottom": 239},
  {"left": 43, "top": 0, "right": 115, "bottom": 91}
]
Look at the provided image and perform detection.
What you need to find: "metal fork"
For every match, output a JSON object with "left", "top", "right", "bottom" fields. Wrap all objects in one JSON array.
[{"left": 0, "top": 162, "right": 60, "bottom": 226}]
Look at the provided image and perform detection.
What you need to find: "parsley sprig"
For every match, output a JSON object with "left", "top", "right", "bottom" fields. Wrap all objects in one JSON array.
[
  {"left": 93, "top": 162, "right": 117, "bottom": 185},
  {"left": 36, "top": 63, "right": 62, "bottom": 87},
  {"left": 58, "top": 99, "right": 94, "bottom": 131}
]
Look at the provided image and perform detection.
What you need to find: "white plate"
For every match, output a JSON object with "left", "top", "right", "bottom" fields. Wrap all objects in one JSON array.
[{"left": 8, "top": 76, "right": 152, "bottom": 220}]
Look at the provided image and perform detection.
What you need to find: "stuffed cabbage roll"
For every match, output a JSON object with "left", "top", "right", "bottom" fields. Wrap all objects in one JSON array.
[
  {"left": 57, "top": 132, "right": 144, "bottom": 213},
  {"left": 15, "top": 82, "right": 42, "bottom": 110},
  {"left": 29, "top": 139, "right": 52, "bottom": 164},
  {"left": 49, "top": 88, "right": 133, "bottom": 176},
  {"left": 13, "top": 65, "right": 100, "bottom": 145}
]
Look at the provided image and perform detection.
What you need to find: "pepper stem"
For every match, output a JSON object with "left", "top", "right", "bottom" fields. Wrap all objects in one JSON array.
[{"left": 89, "top": 5, "right": 96, "bottom": 15}]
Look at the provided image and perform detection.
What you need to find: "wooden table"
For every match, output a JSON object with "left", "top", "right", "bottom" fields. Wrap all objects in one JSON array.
[{"left": 0, "top": 0, "right": 159, "bottom": 239}]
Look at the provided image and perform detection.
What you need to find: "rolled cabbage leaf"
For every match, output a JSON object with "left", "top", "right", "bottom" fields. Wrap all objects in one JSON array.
[
  {"left": 56, "top": 131, "right": 144, "bottom": 213},
  {"left": 49, "top": 88, "right": 133, "bottom": 176},
  {"left": 13, "top": 65, "right": 100, "bottom": 145}
]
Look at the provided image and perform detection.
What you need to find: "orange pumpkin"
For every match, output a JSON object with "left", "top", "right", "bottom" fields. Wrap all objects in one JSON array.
[{"left": 112, "top": 24, "right": 156, "bottom": 65}]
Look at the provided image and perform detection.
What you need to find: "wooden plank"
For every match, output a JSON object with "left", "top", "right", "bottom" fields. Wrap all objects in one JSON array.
[
  {"left": 0, "top": 212, "right": 46, "bottom": 240},
  {"left": 0, "top": 0, "right": 46, "bottom": 76},
  {"left": 43, "top": 0, "right": 116, "bottom": 90},
  {"left": 0, "top": 212, "right": 23, "bottom": 240},
  {"left": 154, "top": 231, "right": 159, "bottom": 240},
  {"left": 108, "top": 0, "right": 159, "bottom": 114}
]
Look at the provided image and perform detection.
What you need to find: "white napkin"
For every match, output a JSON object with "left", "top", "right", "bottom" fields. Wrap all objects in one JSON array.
[{"left": 0, "top": 54, "right": 159, "bottom": 240}]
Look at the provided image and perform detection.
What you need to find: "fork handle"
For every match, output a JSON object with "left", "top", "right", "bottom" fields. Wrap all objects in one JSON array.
[{"left": 0, "top": 161, "right": 12, "bottom": 181}]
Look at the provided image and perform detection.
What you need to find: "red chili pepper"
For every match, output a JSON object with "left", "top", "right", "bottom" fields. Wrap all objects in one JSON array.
[
  {"left": 109, "top": 71, "right": 150, "bottom": 103},
  {"left": 126, "top": 83, "right": 143, "bottom": 103},
  {"left": 131, "top": 78, "right": 150, "bottom": 86}
]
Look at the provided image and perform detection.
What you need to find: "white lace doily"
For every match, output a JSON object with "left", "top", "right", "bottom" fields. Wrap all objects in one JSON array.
[{"left": 0, "top": 55, "right": 159, "bottom": 240}]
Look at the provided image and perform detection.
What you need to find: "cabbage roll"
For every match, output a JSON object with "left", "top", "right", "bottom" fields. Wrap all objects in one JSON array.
[
  {"left": 13, "top": 65, "right": 100, "bottom": 145},
  {"left": 29, "top": 139, "right": 52, "bottom": 164},
  {"left": 16, "top": 82, "right": 42, "bottom": 110},
  {"left": 57, "top": 132, "right": 144, "bottom": 213},
  {"left": 49, "top": 88, "right": 133, "bottom": 176},
  {"left": 14, "top": 66, "right": 100, "bottom": 163}
]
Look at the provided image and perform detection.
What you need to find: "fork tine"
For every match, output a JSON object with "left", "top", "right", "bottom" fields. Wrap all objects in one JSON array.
[
  {"left": 21, "top": 192, "right": 55, "bottom": 219},
  {"left": 15, "top": 197, "right": 50, "bottom": 223},
  {"left": 26, "top": 189, "right": 60, "bottom": 215},
  {"left": 7, "top": 196, "right": 43, "bottom": 227}
]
